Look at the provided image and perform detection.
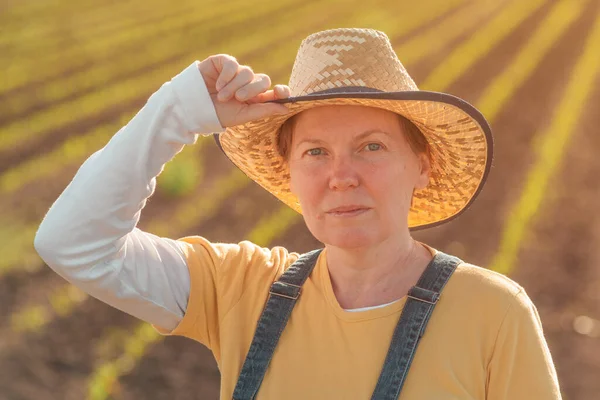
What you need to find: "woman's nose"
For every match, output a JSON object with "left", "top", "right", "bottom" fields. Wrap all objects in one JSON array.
[{"left": 328, "top": 156, "right": 359, "bottom": 191}]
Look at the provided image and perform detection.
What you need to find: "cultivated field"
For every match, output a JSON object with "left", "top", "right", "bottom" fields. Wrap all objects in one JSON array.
[{"left": 1, "top": 0, "right": 599, "bottom": 398}]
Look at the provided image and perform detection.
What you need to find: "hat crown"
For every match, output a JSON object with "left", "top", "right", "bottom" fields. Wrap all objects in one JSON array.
[{"left": 288, "top": 28, "right": 418, "bottom": 96}]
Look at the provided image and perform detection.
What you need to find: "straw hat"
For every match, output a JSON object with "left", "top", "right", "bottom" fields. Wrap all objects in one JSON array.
[{"left": 214, "top": 28, "right": 493, "bottom": 229}]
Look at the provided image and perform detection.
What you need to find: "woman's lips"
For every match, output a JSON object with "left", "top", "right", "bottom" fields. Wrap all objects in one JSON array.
[{"left": 325, "top": 206, "right": 371, "bottom": 217}]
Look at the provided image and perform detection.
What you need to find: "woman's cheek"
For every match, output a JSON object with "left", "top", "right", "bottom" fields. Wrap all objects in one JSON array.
[
  {"left": 357, "top": 156, "right": 388, "bottom": 177},
  {"left": 290, "top": 161, "right": 325, "bottom": 197},
  {"left": 298, "top": 158, "right": 327, "bottom": 176}
]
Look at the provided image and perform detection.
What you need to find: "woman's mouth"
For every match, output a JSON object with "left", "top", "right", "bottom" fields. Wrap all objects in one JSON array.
[{"left": 325, "top": 206, "right": 371, "bottom": 217}]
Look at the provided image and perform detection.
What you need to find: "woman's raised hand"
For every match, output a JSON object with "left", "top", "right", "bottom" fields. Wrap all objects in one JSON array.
[{"left": 198, "top": 54, "right": 291, "bottom": 128}]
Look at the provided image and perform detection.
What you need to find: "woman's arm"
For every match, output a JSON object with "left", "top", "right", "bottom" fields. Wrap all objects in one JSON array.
[
  {"left": 34, "top": 54, "right": 290, "bottom": 331},
  {"left": 486, "top": 289, "right": 562, "bottom": 399},
  {"left": 34, "top": 62, "right": 224, "bottom": 330}
]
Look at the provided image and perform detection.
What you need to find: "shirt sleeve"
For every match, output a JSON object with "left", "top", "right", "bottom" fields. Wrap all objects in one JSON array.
[
  {"left": 154, "top": 236, "right": 296, "bottom": 355},
  {"left": 34, "top": 61, "right": 225, "bottom": 332},
  {"left": 486, "top": 289, "right": 562, "bottom": 400}
]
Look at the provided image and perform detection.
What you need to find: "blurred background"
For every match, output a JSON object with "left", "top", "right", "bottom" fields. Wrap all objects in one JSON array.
[{"left": 1, "top": 0, "right": 599, "bottom": 398}]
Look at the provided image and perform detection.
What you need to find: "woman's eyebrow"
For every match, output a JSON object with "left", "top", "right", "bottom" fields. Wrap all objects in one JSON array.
[
  {"left": 354, "top": 129, "right": 392, "bottom": 140},
  {"left": 294, "top": 130, "right": 391, "bottom": 148},
  {"left": 295, "top": 138, "right": 327, "bottom": 148}
]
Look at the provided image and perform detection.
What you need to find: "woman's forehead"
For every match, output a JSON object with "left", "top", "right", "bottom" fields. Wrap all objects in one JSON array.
[{"left": 293, "top": 105, "right": 403, "bottom": 137}]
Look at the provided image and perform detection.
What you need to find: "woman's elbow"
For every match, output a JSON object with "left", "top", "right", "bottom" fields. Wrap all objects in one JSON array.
[
  {"left": 33, "top": 217, "right": 61, "bottom": 267},
  {"left": 33, "top": 217, "right": 108, "bottom": 276}
]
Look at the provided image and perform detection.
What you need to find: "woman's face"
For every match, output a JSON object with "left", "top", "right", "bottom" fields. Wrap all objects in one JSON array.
[{"left": 289, "top": 105, "right": 430, "bottom": 249}]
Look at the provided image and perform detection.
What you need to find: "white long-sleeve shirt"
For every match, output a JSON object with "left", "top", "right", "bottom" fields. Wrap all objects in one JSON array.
[
  {"left": 34, "top": 61, "right": 224, "bottom": 331},
  {"left": 33, "top": 62, "right": 393, "bottom": 332}
]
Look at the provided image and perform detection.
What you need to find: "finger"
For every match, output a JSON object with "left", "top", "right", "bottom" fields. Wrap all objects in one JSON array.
[
  {"left": 274, "top": 84, "right": 291, "bottom": 99},
  {"left": 244, "top": 102, "right": 290, "bottom": 121},
  {"left": 218, "top": 66, "right": 254, "bottom": 102},
  {"left": 246, "top": 85, "right": 292, "bottom": 104},
  {"left": 246, "top": 90, "right": 276, "bottom": 104},
  {"left": 234, "top": 73, "right": 271, "bottom": 101},
  {"left": 246, "top": 90, "right": 280, "bottom": 104},
  {"left": 213, "top": 55, "right": 239, "bottom": 91}
]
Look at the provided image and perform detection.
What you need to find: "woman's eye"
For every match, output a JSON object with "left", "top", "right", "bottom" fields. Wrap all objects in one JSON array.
[
  {"left": 365, "top": 143, "right": 382, "bottom": 151},
  {"left": 306, "top": 148, "right": 323, "bottom": 156}
]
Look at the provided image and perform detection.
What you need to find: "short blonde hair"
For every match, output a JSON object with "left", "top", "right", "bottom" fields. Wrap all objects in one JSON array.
[{"left": 276, "top": 111, "right": 431, "bottom": 162}]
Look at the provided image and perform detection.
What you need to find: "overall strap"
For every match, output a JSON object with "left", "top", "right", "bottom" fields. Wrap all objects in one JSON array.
[
  {"left": 370, "top": 251, "right": 462, "bottom": 400},
  {"left": 232, "top": 249, "right": 323, "bottom": 400}
]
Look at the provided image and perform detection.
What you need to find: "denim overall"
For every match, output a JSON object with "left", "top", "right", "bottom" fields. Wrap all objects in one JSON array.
[{"left": 232, "top": 249, "right": 462, "bottom": 400}]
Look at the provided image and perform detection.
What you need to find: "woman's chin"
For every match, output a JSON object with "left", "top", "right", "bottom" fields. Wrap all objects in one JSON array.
[{"left": 318, "top": 229, "right": 379, "bottom": 249}]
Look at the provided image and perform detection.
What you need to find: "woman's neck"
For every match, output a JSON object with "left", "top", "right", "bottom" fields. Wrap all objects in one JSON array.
[{"left": 325, "top": 235, "right": 433, "bottom": 309}]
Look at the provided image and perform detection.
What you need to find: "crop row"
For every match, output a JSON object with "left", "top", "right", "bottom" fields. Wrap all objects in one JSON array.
[
  {"left": 0, "top": 0, "right": 119, "bottom": 35},
  {"left": 491, "top": 8, "right": 600, "bottom": 274},
  {"left": 0, "top": 0, "right": 313, "bottom": 152},
  {"left": 393, "top": 0, "right": 504, "bottom": 68},
  {"left": 1, "top": 0, "right": 206, "bottom": 56},
  {"left": 0, "top": 0, "right": 226, "bottom": 78},
  {"left": 476, "top": 0, "right": 589, "bottom": 121},
  {"left": 1, "top": 0, "right": 290, "bottom": 120},
  {"left": 421, "top": 0, "right": 547, "bottom": 91},
  {"left": 10, "top": 284, "right": 88, "bottom": 333}
]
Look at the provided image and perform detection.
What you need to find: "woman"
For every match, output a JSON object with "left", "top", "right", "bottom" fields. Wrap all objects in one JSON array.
[{"left": 34, "top": 28, "right": 561, "bottom": 399}]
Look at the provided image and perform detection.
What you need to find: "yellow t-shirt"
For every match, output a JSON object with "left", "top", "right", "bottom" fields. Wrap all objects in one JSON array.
[{"left": 156, "top": 236, "right": 561, "bottom": 400}]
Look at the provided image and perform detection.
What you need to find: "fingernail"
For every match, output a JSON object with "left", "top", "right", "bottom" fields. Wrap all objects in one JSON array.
[
  {"left": 237, "top": 89, "right": 247, "bottom": 99},
  {"left": 218, "top": 91, "right": 229, "bottom": 101}
]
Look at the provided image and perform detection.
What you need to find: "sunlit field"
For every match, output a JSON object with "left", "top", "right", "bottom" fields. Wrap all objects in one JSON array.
[{"left": 1, "top": 0, "right": 599, "bottom": 398}]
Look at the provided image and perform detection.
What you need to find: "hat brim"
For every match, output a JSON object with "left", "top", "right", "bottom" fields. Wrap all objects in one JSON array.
[{"left": 213, "top": 88, "right": 493, "bottom": 231}]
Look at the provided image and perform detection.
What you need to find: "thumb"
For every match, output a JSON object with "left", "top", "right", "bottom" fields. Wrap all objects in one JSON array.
[{"left": 244, "top": 103, "right": 290, "bottom": 121}]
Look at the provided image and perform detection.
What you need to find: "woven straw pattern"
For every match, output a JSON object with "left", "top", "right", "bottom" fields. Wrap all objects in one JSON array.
[
  {"left": 217, "top": 28, "right": 490, "bottom": 228},
  {"left": 289, "top": 28, "right": 417, "bottom": 95}
]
